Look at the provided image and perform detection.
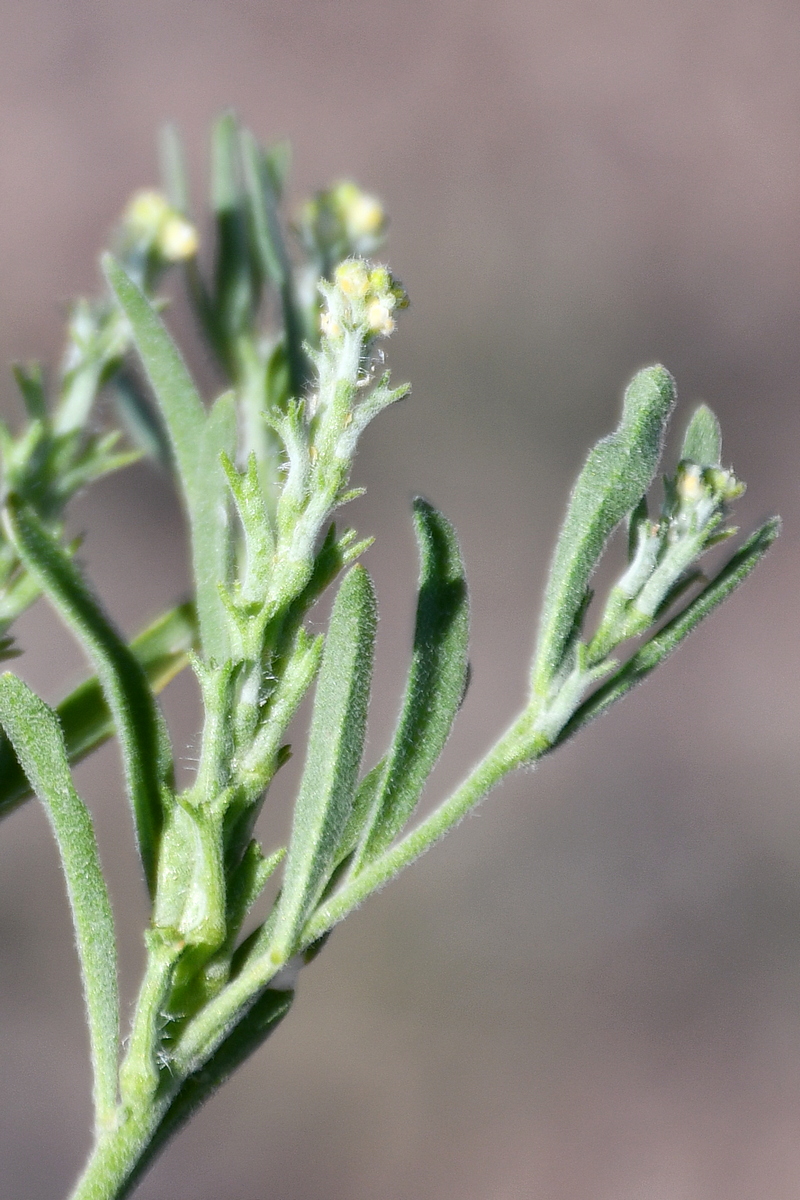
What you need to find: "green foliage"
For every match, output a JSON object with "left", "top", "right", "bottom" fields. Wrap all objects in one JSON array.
[
  {"left": 0, "top": 114, "right": 777, "bottom": 1200},
  {"left": 531, "top": 364, "right": 676, "bottom": 698},
  {"left": 0, "top": 675, "right": 119, "bottom": 1131},
  {"left": 350, "top": 498, "right": 469, "bottom": 871},
  {"left": 272, "top": 565, "right": 377, "bottom": 959}
]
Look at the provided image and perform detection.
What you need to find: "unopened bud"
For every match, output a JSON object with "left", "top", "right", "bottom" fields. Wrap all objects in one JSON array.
[
  {"left": 159, "top": 214, "right": 199, "bottom": 261},
  {"left": 120, "top": 189, "right": 198, "bottom": 262}
]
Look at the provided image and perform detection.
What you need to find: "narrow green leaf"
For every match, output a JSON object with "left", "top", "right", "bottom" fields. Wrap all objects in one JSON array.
[
  {"left": 0, "top": 601, "right": 196, "bottom": 821},
  {"left": 270, "top": 565, "right": 377, "bottom": 959},
  {"left": 0, "top": 674, "right": 119, "bottom": 1129},
  {"left": 265, "top": 140, "right": 292, "bottom": 198},
  {"left": 532, "top": 365, "right": 676, "bottom": 697},
  {"left": 332, "top": 758, "right": 385, "bottom": 868},
  {"left": 103, "top": 256, "right": 205, "bottom": 497},
  {"left": 224, "top": 842, "right": 285, "bottom": 949},
  {"left": 157, "top": 128, "right": 220, "bottom": 368},
  {"left": 103, "top": 255, "right": 236, "bottom": 662},
  {"left": 4, "top": 497, "right": 172, "bottom": 893},
  {"left": 156, "top": 121, "right": 223, "bottom": 362},
  {"left": 158, "top": 122, "right": 191, "bottom": 215},
  {"left": 240, "top": 130, "right": 287, "bottom": 287},
  {"left": 549, "top": 517, "right": 780, "bottom": 749},
  {"left": 352, "top": 499, "right": 469, "bottom": 868},
  {"left": 221, "top": 451, "right": 275, "bottom": 602},
  {"left": 11, "top": 362, "right": 47, "bottom": 421},
  {"left": 240, "top": 129, "right": 306, "bottom": 398},
  {"left": 211, "top": 112, "right": 257, "bottom": 353},
  {"left": 111, "top": 367, "right": 172, "bottom": 468},
  {"left": 681, "top": 403, "right": 722, "bottom": 467},
  {"left": 193, "top": 392, "right": 237, "bottom": 662}
]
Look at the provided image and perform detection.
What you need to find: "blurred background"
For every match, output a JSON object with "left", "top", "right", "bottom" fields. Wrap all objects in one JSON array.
[{"left": 0, "top": 1, "right": 799, "bottom": 1197}]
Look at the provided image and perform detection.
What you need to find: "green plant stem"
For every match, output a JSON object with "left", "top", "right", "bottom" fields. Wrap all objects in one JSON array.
[
  {"left": 301, "top": 711, "right": 538, "bottom": 945},
  {"left": 170, "top": 709, "right": 539, "bottom": 1086},
  {"left": 69, "top": 1097, "right": 174, "bottom": 1200}
]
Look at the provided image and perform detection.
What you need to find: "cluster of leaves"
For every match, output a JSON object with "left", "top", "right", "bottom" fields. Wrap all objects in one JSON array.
[{"left": 0, "top": 114, "right": 778, "bottom": 1200}]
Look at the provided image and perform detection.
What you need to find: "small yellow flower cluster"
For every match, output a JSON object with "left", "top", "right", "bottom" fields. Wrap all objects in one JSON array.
[
  {"left": 676, "top": 460, "right": 745, "bottom": 506},
  {"left": 320, "top": 258, "right": 408, "bottom": 341},
  {"left": 297, "top": 181, "right": 386, "bottom": 259},
  {"left": 121, "top": 190, "right": 199, "bottom": 262}
]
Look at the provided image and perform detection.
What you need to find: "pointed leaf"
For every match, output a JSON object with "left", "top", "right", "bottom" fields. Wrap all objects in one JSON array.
[
  {"left": 0, "top": 674, "right": 118, "bottom": 1129},
  {"left": 158, "top": 122, "right": 191, "bottom": 215},
  {"left": 224, "top": 843, "right": 285, "bottom": 950},
  {"left": 103, "top": 255, "right": 205, "bottom": 495},
  {"left": 270, "top": 565, "right": 377, "bottom": 959},
  {"left": 4, "top": 497, "right": 172, "bottom": 892},
  {"left": 240, "top": 129, "right": 306, "bottom": 397},
  {"left": 103, "top": 255, "right": 235, "bottom": 662},
  {"left": 681, "top": 403, "right": 722, "bottom": 467},
  {"left": 532, "top": 365, "right": 676, "bottom": 697},
  {"left": 11, "top": 362, "right": 47, "bottom": 421},
  {"left": 211, "top": 112, "right": 257, "bottom": 352},
  {"left": 353, "top": 499, "right": 469, "bottom": 868},
  {"left": 193, "top": 392, "right": 237, "bottom": 662}
]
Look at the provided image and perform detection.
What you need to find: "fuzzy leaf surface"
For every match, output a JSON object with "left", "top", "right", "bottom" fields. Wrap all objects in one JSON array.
[
  {"left": 681, "top": 403, "right": 722, "bottom": 467},
  {"left": 0, "top": 674, "right": 119, "bottom": 1129},
  {"left": 104, "top": 255, "right": 234, "bottom": 661},
  {"left": 532, "top": 364, "right": 676, "bottom": 696},
  {"left": 4, "top": 497, "right": 172, "bottom": 892},
  {"left": 271, "top": 565, "right": 377, "bottom": 959},
  {"left": 550, "top": 517, "right": 780, "bottom": 747},
  {"left": 192, "top": 392, "right": 237, "bottom": 661},
  {"left": 354, "top": 498, "right": 469, "bottom": 867}
]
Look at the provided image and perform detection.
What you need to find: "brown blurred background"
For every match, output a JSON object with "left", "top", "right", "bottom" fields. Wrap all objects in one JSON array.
[{"left": 1, "top": 1, "right": 799, "bottom": 1197}]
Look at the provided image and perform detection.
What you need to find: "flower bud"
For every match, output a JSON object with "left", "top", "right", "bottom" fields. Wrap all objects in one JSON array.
[
  {"left": 297, "top": 182, "right": 387, "bottom": 262},
  {"left": 119, "top": 189, "right": 199, "bottom": 263},
  {"left": 320, "top": 257, "right": 408, "bottom": 343}
]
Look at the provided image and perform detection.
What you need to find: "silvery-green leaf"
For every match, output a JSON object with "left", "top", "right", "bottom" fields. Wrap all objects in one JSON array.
[
  {"left": 681, "top": 403, "right": 722, "bottom": 467},
  {"left": 550, "top": 517, "right": 780, "bottom": 748},
  {"left": 270, "top": 565, "right": 377, "bottom": 959},
  {"left": 104, "top": 255, "right": 236, "bottom": 663},
  {"left": 0, "top": 674, "right": 119, "bottom": 1130},
  {"left": 240, "top": 129, "right": 306, "bottom": 398},
  {"left": 531, "top": 365, "right": 676, "bottom": 697},
  {"left": 352, "top": 499, "right": 469, "bottom": 868},
  {"left": 4, "top": 497, "right": 172, "bottom": 893}
]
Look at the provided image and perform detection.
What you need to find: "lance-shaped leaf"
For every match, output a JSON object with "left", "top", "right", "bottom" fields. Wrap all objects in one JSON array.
[
  {"left": 681, "top": 403, "right": 722, "bottom": 467},
  {"left": 549, "top": 517, "right": 780, "bottom": 750},
  {"left": 103, "top": 255, "right": 234, "bottom": 664},
  {"left": 210, "top": 112, "right": 258, "bottom": 356},
  {"left": 270, "top": 565, "right": 377, "bottom": 960},
  {"left": 4, "top": 497, "right": 171, "bottom": 893},
  {"left": 0, "top": 674, "right": 119, "bottom": 1130},
  {"left": 240, "top": 129, "right": 306, "bottom": 398},
  {"left": 531, "top": 365, "right": 676, "bottom": 698},
  {"left": 351, "top": 499, "right": 469, "bottom": 870},
  {"left": 192, "top": 391, "right": 237, "bottom": 662},
  {"left": 0, "top": 601, "right": 196, "bottom": 821},
  {"left": 11, "top": 361, "right": 47, "bottom": 421}
]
